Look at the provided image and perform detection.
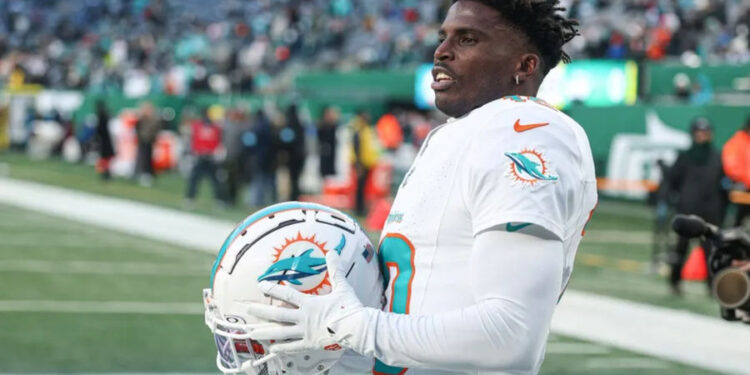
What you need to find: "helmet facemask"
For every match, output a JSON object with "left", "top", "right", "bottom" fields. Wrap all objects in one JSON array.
[{"left": 204, "top": 289, "right": 341, "bottom": 375}]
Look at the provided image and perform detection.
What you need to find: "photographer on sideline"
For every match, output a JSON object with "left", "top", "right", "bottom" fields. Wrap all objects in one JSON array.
[{"left": 668, "top": 117, "right": 726, "bottom": 295}]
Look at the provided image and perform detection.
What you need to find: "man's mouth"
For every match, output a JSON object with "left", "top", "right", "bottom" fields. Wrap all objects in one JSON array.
[{"left": 431, "top": 68, "right": 455, "bottom": 91}]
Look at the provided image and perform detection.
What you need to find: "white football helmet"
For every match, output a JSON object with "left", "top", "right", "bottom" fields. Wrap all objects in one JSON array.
[{"left": 203, "top": 202, "right": 383, "bottom": 375}]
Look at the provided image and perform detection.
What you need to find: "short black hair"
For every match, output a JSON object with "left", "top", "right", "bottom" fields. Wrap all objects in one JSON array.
[{"left": 453, "top": 0, "right": 579, "bottom": 75}]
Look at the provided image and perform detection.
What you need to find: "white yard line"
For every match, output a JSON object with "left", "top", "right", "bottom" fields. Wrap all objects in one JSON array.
[
  {"left": 0, "top": 300, "right": 202, "bottom": 315},
  {"left": 583, "top": 229, "right": 653, "bottom": 245},
  {"left": 0, "top": 178, "right": 234, "bottom": 254},
  {"left": 584, "top": 357, "right": 670, "bottom": 369},
  {"left": 544, "top": 342, "right": 611, "bottom": 355},
  {"left": 553, "top": 291, "right": 750, "bottom": 375},
  {"left": 0, "top": 260, "right": 209, "bottom": 276},
  {"left": 2, "top": 177, "right": 750, "bottom": 374}
]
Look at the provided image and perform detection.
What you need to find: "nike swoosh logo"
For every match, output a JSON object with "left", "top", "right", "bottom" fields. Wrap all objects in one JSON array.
[
  {"left": 514, "top": 119, "right": 549, "bottom": 133},
  {"left": 506, "top": 222, "right": 532, "bottom": 232}
]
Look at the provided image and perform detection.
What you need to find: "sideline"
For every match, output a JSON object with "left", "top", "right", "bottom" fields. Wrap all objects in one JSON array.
[
  {"left": 0, "top": 178, "right": 234, "bottom": 253},
  {"left": 2, "top": 178, "right": 749, "bottom": 375}
]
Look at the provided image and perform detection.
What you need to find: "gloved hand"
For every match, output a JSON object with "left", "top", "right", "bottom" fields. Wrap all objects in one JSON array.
[{"left": 247, "top": 250, "right": 365, "bottom": 354}]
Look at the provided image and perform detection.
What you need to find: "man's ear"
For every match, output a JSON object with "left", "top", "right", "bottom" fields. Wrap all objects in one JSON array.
[{"left": 516, "top": 53, "right": 541, "bottom": 84}]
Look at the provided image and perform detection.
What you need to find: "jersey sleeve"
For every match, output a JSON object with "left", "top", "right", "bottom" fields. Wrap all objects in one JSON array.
[
  {"left": 462, "top": 105, "right": 585, "bottom": 240},
  {"left": 329, "top": 229, "right": 564, "bottom": 371}
]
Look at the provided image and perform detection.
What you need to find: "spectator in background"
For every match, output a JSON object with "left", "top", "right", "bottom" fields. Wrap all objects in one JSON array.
[
  {"left": 0, "top": 101, "right": 9, "bottom": 150},
  {"left": 722, "top": 116, "right": 750, "bottom": 226},
  {"left": 668, "top": 117, "right": 726, "bottom": 295},
  {"left": 673, "top": 73, "right": 692, "bottom": 101},
  {"left": 605, "top": 31, "right": 628, "bottom": 59},
  {"left": 94, "top": 100, "right": 115, "bottom": 181},
  {"left": 134, "top": 102, "right": 161, "bottom": 187},
  {"left": 277, "top": 104, "right": 306, "bottom": 201},
  {"left": 237, "top": 114, "right": 258, "bottom": 206},
  {"left": 317, "top": 106, "right": 339, "bottom": 178},
  {"left": 350, "top": 110, "right": 378, "bottom": 216},
  {"left": 51, "top": 109, "right": 73, "bottom": 157},
  {"left": 185, "top": 108, "right": 225, "bottom": 208},
  {"left": 222, "top": 107, "right": 250, "bottom": 207},
  {"left": 375, "top": 109, "right": 404, "bottom": 152},
  {"left": 649, "top": 158, "right": 676, "bottom": 267},
  {"left": 249, "top": 109, "right": 277, "bottom": 207}
]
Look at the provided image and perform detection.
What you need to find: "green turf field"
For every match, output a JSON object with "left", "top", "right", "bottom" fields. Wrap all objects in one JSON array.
[
  {"left": 0, "top": 152, "right": 725, "bottom": 373},
  {"left": 0, "top": 152, "right": 719, "bottom": 316},
  {"left": 0, "top": 203, "right": 216, "bottom": 372},
  {"left": 0, "top": 204, "right": 719, "bottom": 374}
]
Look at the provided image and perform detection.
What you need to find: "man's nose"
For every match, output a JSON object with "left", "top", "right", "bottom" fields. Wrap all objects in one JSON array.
[{"left": 434, "top": 40, "right": 454, "bottom": 62}]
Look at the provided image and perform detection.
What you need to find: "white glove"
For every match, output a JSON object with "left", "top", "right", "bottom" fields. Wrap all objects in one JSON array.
[{"left": 247, "top": 250, "right": 365, "bottom": 354}]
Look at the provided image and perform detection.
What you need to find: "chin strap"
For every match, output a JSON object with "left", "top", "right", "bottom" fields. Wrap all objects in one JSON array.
[
  {"left": 214, "top": 352, "right": 278, "bottom": 375},
  {"left": 249, "top": 352, "right": 277, "bottom": 369}
]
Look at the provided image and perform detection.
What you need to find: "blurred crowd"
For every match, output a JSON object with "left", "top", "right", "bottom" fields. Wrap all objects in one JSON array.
[
  {"left": 87, "top": 99, "right": 439, "bottom": 214},
  {"left": 569, "top": 0, "right": 750, "bottom": 64},
  {"left": 1, "top": 0, "right": 748, "bottom": 95},
  {"left": 0, "top": 0, "right": 441, "bottom": 95}
]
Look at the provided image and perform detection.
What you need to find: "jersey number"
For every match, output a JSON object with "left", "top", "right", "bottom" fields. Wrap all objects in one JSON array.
[{"left": 373, "top": 233, "right": 415, "bottom": 375}]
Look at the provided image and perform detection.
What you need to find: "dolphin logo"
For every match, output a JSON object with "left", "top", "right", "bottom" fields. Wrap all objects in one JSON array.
[
  {"left": 505, "top": 152, "right": 557, "bottom": 181},
  {"left": 257, "top": 249, "right": 327, "bottom": 285},
  {"left": 333, "top": 234, "right": 346, "bottom": 254}
]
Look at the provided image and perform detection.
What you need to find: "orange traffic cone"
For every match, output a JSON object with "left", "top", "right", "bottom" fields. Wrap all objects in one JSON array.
[{"left": 682, "top": 246, "right": 708, "bottom": 281}]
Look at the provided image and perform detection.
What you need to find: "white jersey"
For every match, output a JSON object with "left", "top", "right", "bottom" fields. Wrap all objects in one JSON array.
[{"left": 374, "top": 96, "right": 598, "bottom": 375}]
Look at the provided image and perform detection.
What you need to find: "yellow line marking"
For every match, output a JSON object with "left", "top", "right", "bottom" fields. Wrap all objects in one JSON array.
[
  {"left": 577, "top": 254, "right": 648, "bottom": 273},
  {"left": 579, "top": 254, "right": 607, "bottom": 267},
  {"left": 616, "top": 259, "right": 645, "bottom": 272}
]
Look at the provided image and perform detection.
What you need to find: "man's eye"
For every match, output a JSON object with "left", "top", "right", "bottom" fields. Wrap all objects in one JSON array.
[{"left": 460, "top": 37, "right": 476, "bottom": 45}]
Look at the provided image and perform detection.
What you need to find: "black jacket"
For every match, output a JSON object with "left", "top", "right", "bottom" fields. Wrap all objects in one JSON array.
[{"left": 669, "top": 144, "right": 725, "bottom": 225}]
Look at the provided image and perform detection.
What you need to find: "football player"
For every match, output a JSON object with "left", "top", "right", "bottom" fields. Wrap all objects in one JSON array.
[{"left": 246, "top": 1, "right": 598, "bottom": 374}]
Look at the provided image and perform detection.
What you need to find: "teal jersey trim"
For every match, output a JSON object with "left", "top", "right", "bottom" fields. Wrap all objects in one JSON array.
[
  {"left": 506, "top": 222, "right": 532, "bottom": 232},
  {"left": 209, "top": 201, "right": 349, "bottom": 288}
]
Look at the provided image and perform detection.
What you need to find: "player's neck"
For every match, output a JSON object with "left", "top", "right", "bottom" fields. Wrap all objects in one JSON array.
[{"left": 508, "top": 85, "right": 539, "bottom": 98}]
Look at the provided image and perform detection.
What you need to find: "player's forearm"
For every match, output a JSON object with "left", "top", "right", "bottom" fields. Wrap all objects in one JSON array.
[
  {"left": 331, "top": 230, "right": 563, "bottom": 371},
  {"left": 333, "top": 297, "right": 550, "bottom": 371}
]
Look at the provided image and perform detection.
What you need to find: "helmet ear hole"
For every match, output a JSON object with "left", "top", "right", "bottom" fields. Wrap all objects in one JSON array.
[{"left": 206, "top": 202, "right": 384, "bottom": 375}]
